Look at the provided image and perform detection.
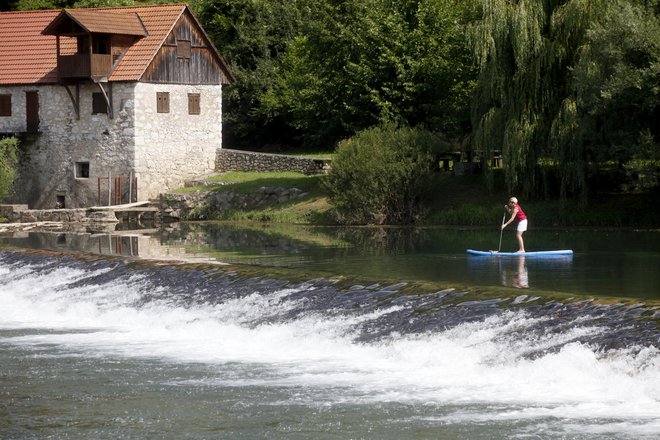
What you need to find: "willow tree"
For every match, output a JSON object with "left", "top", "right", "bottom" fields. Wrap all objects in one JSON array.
[{"left": 471, "top": 0, "right": 608, "bottom": 200}]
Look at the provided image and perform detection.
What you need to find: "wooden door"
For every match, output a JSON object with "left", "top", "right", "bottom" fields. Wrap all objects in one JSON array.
[{"left": 26, "top": 91, "right": 39, "bottom": 133}]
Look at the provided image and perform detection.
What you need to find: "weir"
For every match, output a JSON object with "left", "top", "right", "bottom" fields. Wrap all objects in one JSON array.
[{"left": 1, "top": 244, "right": 659, "bottom": 439}]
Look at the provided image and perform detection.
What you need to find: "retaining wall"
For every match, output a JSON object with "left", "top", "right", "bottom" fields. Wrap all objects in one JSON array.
[
  {"left": 216, "top": 149, "right": 331, "bottom": 175},
  {"left": 160, "top": 187, "right": 308, "bottom": 221},
  {"left": 0, "top": 204, "right": 118, "bottom": 224}
]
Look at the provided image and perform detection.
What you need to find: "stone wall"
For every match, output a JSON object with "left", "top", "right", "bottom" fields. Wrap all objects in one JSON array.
[
  {"left": 160, "top": 187, "right": 308, "bottom": 220},
  {"left": 0, "top": 204, "right": 117, "bottom": 223},
  {"left": 1, "top": 81, "right": 223, "bottom": 209},
  {"left": 2, "top": 82, "right": 137, "bottom": 209},
  {"left": 133, "top": 83, "right": 223, "bottom": 200},
  {"left": 216, "top": 149, "right": 331, "bottom": 175}
]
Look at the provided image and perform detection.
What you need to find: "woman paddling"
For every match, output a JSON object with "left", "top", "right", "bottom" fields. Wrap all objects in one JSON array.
[{"left": 502, "top": 197, "right": 527, "bottom": 253}]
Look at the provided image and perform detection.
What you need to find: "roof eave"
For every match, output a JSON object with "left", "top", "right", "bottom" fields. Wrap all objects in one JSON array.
[{"left": 41, "top": 10, "right": 77, "bottom": 36}]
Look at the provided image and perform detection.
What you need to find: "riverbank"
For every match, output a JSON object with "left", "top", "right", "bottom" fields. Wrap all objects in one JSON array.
[{"left": 171, "top": 171, "right": 660, "bottom": 228}]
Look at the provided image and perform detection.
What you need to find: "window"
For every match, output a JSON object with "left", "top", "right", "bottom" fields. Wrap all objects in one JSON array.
[
  {"left": 177, "top": 40, "right": 191, "bottom": 59},
  {"left": 77, "top": 36, "right": 90, "bottom": 54},
  {"left": 93, "top": 35, "right": 110, "bottom": 55},
  {"left": 92, "top": 93, "right": 107, "bottom": 114},
  {"left": 157, "top": 92, "right": 170, "bottom": 113},
  {"left": 188, "top": 93, "right": 200, "bottom": 115},
  {"left": 56, "top": 195, "right": 66, "bottom": 209},
  {"left": 0, "top": 94, "right": 11, "bottom": 117},
  {"left": 75, "top": 162, "right": 90, "bottom": 179}
]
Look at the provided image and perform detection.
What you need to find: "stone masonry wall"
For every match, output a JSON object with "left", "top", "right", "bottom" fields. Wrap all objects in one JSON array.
[
  {"left": 1, "top": 81, "right": 223, "bottom": 209},
  {"left": 1, "top": 82, "right": 137, "bottom": 209},
  {"left": 216, "top": 149, "right": 331, "bottom": 175},
  {"left": 0, "top": 204, "right": 118, "bottom": 224},
  {"left": 160, "top": 187, "right": 309, "bottom": 221},
  {"left": 133, "top": 83, "right": 223, "bottom": 200}
]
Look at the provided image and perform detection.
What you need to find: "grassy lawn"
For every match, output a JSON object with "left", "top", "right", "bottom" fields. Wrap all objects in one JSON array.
[{"left": 288, "top": 150, "right": 336, "bottom": 159}]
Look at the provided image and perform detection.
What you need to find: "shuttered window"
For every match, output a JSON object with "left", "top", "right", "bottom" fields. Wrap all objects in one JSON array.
[
  {"left": 0, "top": 94, "right": 11, "bottom": 117},
  {"left": 177, "top": 40, "right": 191, "bottom": 59},
  {"left": 188, "top": 93, "right": 200, "bottom": 115},
  {"left": 157, "top": 92, "right": 170, "bottom": 113},
  {"left": 92, "top": 93, "right": 107, "bottom": 114}
]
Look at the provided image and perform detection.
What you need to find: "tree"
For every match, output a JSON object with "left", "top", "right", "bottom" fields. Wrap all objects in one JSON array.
[
  {"left": 471, "top": 0, "right": 660, "bottom": 200},
  {"left": 471, "top": 0, "right": 601, "bottom": 199},
  {"left": 324, "top": 124, "right": 444, "bottom": 225},
  {"left": 0, "top": 137, "right": 19, "bottom": 201},
  {"left": 571, "top": 0, "right": 660, "bottom": 164},
  {"left": 12, "top": 0, "right": 178, "bottom": 10},
  {"left": 261, "top": 0, "right": 477, "bottom": 147},
  {"left": 192, "top": 0, "right": 306, "bottom": 149}
]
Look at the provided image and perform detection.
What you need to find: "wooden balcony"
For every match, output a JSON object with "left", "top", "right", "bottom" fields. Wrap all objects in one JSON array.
[{"left": 58, "top": 53, "right": 113, "bottom": 80}]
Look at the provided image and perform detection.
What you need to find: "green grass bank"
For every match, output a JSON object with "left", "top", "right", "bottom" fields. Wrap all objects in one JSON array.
[{"left": 176, "top": 171, "right": 660, "bottom": 228}]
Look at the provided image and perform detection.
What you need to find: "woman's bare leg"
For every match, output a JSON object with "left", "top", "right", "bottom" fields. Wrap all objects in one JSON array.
[{"left": 516, "top": 231, "right": 525, "bottom": 253}]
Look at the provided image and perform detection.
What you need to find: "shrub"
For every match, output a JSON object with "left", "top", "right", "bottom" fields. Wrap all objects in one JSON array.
[
  {"left": 0, "top": 137, "right": 18, "bottom": 201},
  {"left": 324, "top": 124, "right": 443, "bottom": 224}
]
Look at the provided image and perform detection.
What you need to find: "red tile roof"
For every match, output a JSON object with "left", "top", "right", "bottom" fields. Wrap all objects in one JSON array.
[
  {"left": 42, "top": 9, "right": 148, "bottom": 37},
  {"left": 0, "top": 9, "right": 63, "bottom": 84},
  {"left": 0, "top": 4, "right": 233, "bottom": 85}
]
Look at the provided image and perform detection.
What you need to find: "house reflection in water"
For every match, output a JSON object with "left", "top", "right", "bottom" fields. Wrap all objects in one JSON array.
[
  {"left": 93, "top": 232, "right": 224, "bottom": 264},
  {"left": 97, "top": 234, "right": 139, "bottom": 257}
]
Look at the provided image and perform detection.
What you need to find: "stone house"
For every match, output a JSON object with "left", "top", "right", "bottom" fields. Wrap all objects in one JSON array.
[{"left": 0, "top": 4, "right": 234, "bottom": 209}]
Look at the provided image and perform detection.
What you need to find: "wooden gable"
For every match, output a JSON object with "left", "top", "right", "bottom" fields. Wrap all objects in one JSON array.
[{"left": 141, "top": 9, "right": 233, "bottom": 85}]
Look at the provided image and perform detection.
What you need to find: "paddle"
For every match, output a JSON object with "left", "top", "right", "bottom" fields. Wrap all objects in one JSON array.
[{"left": 497, "top": 212, "right": 505, "bottom": 252}]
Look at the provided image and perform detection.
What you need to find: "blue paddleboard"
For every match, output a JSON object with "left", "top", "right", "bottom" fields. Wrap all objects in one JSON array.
[{"left": 466, "top": 249, "right": 573, "bottom": 257}]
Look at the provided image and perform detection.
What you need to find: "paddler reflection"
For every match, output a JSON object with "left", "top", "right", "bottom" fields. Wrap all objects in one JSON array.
[{"left": 500, "top": 256, "right": 529, "bottom": 288}]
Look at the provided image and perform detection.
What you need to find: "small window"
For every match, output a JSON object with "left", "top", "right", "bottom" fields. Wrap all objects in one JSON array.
[
  {"left": 157, "top": 92, "right": 170, "bottom": 113},
  {"left": 188, "top": 93, "right": 200, "bottom": 115},
  {"left": 177, "top": 40, "right": 191, "bottom": 59},
  {"left": 93, "top": 35, "right": 110, "bottom": 55},
  {"left": 56, "top": 195, "right": 66, "bottom": 209},
  {"left": 75, "top": 162, "right": 90, "bottom": 179},
  {"left": 0, "top": 94, "right": 11, "bottom": 117},
  {"left": 92, "top": 93, "right": 107, "bottom": 114}
]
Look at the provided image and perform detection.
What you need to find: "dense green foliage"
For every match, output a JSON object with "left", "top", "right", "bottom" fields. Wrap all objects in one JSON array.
[
  {"left": 192, "top": 0, "right": 477, "bottom": 149},
  {"left": 260, "top": 0, "right": 477, "bottom": 147},
  {"left": 323, "top": 124, "right": 444, "bottom": 225},
  {"left": 5, "top": 0, "right": 659, "bottom": 218},
  {"left": 471, "top": 0, "right": 660, "bottom": 200},
  {"left": 9, "top": 0, "right": 154, "bottom": 9},
  {"left": 193, "top": 0, "right": 305, "bottom": 149},
  {"left": 0, "top": 137, "right": 19, "bottom": 201}
]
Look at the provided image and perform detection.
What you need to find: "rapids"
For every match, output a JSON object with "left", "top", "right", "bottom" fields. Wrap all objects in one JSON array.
[{"left": 1, "top": 250, "right": 658, "bottom": 439}]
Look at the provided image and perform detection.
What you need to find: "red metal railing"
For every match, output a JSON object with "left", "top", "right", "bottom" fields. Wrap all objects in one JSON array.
[
  {"left": 97, "top": 235, "right": 139, "bottom": 257},
  {"left": 97, "top": 175, "right": 138, "bottom": 206}
]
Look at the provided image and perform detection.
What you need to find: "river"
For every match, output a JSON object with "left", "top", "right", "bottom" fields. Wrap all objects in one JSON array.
[{"left": 1, "top": 224, "right": 658, "bottom": 439}]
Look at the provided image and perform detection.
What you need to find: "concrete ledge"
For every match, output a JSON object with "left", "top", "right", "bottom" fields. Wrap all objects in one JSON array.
[{"left": 0, "top": 204, "right": 119, "bottom": 224}]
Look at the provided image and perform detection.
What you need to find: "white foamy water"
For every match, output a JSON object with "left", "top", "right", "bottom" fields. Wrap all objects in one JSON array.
[{"left": 1, "top": 258, "right": 659, "bottom": 438}]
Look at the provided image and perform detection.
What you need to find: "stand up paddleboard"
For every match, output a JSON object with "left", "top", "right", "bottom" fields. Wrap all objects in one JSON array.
[{"left": 467, "top": 249, "right": 573, "bottom": 257}]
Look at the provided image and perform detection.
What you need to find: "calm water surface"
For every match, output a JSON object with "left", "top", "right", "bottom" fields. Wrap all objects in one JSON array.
[
  {"left": 84, "top": 224, "right": 660, "bottom": 299},
  {"left": 1, "top": 224, "right": 658, "bottom": 439}
]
